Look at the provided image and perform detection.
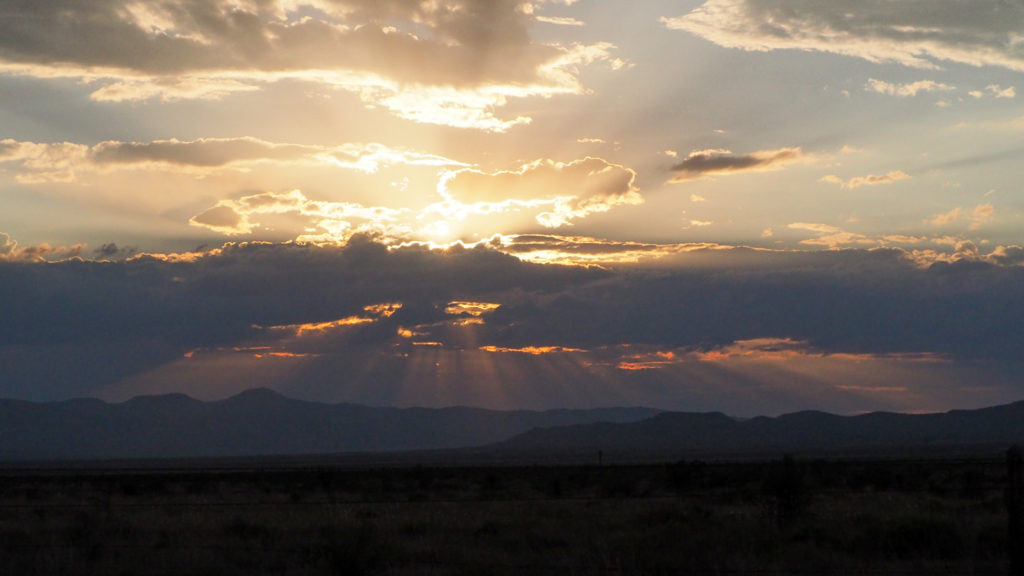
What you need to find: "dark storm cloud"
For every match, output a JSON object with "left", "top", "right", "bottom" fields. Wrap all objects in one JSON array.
[
  {"left": 497, "top": 252, "right": 1024, "bottom": 362},
  {"left": 1, "top": 238, "right": 1022, "bottom": 401},
  {"left": 0, "top": 237, "right": 595, "bottom": 349}
]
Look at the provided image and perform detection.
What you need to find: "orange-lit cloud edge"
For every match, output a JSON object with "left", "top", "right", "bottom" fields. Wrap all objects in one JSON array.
[
  {"left": 7, "top": 225, "right": 1022, "bottom": 270},
  {"left": 177, "top": 287, "right": 954, "bottom": 373}
]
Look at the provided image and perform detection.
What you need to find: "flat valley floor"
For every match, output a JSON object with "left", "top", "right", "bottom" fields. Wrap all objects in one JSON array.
[{"left": 0, "top": 456, "right": 1015, "bottom": 575}]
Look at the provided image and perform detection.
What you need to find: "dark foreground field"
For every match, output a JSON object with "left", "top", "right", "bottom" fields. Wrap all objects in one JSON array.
[{"left": 0, "top": 455, "right": 1017, "bottom": 575}]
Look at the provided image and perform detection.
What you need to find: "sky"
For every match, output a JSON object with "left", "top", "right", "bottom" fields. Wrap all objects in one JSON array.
[{"left": 1, "top": 0, "right": 1023, "bottom": 416}]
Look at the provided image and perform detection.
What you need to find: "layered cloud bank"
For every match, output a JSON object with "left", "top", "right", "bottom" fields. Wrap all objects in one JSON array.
[
  {"left": 1, "top": 238, "right": 1021, "bottom": 414},
  {"left": 664, "top": 0, "right": 1024, "bottom": 71},
  {"left": 0, "top": 0, "right": 621, "bottom": 130}
]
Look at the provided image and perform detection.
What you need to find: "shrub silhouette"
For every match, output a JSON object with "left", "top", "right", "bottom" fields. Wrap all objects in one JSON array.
[{"left": 765, "top": 454, "right": 810, "bottom": 529}]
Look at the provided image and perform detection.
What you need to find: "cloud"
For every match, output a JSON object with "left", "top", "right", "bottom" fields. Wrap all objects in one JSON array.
[
  {"left": 664, "top": 0, "right": 1024, "bottom": 72},
  {"left": 785, "top": 223, "right": 977, "bottom": 252},
  {"left": 1, "top": 239, "right": 1023, "bottom": 413},
  {"left": 926, "top": 207, "right": 963, "bottom": 227},
  {"left": 924, "top": 204, "right": 996, "bottom": 230},
  {"left": 191, "top": 205, "right": 253, "bottom": 235},
  {"left": 93, "top": 242, "right": 138, "bottom": 260},
  {"left": 967, "top": 84, "right": 1018, "bottom": 100},
  {"left": 186, "top": 156, "right": 643, "bottom": 243},
  {"left": 469, "top": 234, "right": 717, "bottom": 266},
  {"left": 536, "top": 16, "right": 585, "bottom": 27},
  {"left": 0, "top": 0, "right": 622, "bottom": 130},
  {"left": 820, "top": 170, "right": 911, "bottom": 189},
  {"left": 0, "top": 233, "right": 15, "bottom": 257},
  {"left": 987, "top": 245, "right": 1024, "bottom": 266},
  {"left": 434, "top": 157, "right": 642, "bottom": 227},
  {"left": 865, "top": 79, "right": 955, "bottom": 97},
  {"left": 669, "top": 147, "right": 804, "bottom": 182},
  {"left": 190, "top": 189, "right": 410, "bottom": 242},
  {"left": 788, "top": 222, "right": 840, "bottom": 235},
  {"left": 0, "top": 232, "right": 85, "bottom": 262},
  {"left": 970, "top": 203, "right": 995, "bottom": 230},
  {"left": 0, "top": 140, "right": 89, "bottom": 183},
  {"left": 0, "top": 137, "right": 467, "bottom": 183},
  {"left": 987, "top": 84, "right": 1016, "bottom": 99}
]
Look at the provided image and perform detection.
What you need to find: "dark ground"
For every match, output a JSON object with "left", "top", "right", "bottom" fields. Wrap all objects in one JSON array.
[{"left": 0, "top": 453, "right": 1017, "bottom": 575}]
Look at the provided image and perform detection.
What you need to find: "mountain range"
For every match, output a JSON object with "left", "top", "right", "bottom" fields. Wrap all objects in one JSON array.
[
  {"left": 3, "top": 389, "right": 1024, "bottom": 462},
  {"left": 496, "top": 402, "right": 1024, "bottom": 459},
  {"left": 0, "top": 388, "right": 657, "bottom": 461}
]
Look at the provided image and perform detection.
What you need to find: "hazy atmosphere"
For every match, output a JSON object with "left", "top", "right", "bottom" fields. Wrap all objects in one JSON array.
[{"left": 2, "top": 0, "right": 1023, "bottom": 416}]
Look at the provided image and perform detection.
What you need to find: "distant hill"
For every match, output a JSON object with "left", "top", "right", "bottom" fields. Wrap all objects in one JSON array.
[
  {"left": 0, "top": 388, "right": 658, "bottom": 461},
  {"left": 5, "top": 391, "right": 1024, "bottom": 463},
  {"left": 493, "top": 401, "right": 1024, "bottom": 459}
]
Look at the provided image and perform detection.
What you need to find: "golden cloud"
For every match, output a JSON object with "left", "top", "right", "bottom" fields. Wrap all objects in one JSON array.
[
  {"left": 819, "top": 170, "right": 911, "bottom": 189},
  {"left": 0, "top": 137, "right": 466, "bottom": 183},
  {"left": 435, "top": 157, "right": 641, "bottom": 227},
  {"left": 479, "top": 345, "right": 586, "bottom": 355},
  {"left": 445, "top": 301, "right": 502, "bottom": 317}
]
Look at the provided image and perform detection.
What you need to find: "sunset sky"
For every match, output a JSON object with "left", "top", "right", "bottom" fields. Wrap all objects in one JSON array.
[{"left": 1, "top": 0, "right": 1023, "bottom": 416}]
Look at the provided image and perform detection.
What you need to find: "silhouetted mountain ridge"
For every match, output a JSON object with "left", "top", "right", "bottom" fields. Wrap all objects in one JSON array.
[
  {"left": 496, "top": 400, "right": 1024, "bottom": 457},
  {"left": 0, "top": 389, "right": 658, "bottom": 460},
  {"left": 5, "top": 391, "right": 1024, "bottom": 461}
]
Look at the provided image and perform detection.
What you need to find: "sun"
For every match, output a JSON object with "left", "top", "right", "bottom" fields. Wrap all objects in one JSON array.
[{"left": 421, "top": 219, "right": 456, "bottom": 244}]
